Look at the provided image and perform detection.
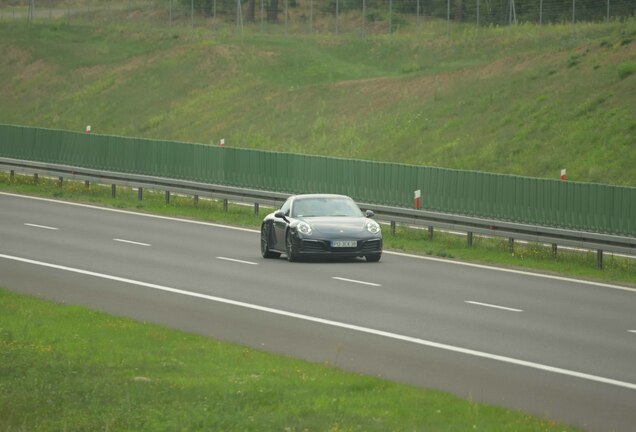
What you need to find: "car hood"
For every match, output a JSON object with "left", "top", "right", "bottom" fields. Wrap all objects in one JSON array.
[{"left": 300, "top": 217, "right": 378, "bottom": 237}]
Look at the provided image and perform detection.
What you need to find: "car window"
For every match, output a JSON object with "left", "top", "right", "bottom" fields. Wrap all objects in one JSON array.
[
  {"left": 280, "top": 199, "right": 291, "bottom": 216},
  {"left": 291, "top": 200, "right": 314, "bottom": 217},
  {"left": 330, "top": 198, "right": 363, "bottom": 217},
  {"left": 292, "top": 197, "right": 363, "bottom": 218}
]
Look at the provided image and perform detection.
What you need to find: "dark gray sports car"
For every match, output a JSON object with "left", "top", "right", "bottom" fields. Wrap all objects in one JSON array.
[{"left": 260, "top": 194, "right": 382, "bottom": 262}]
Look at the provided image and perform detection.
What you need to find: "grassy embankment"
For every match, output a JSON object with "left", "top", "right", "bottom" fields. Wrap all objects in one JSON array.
[
  {"left": 0, "top": 287, "right": 581, "bottom": 431},
  {"left": 0, "top": 15, "right": 634, "bottom": 184}
]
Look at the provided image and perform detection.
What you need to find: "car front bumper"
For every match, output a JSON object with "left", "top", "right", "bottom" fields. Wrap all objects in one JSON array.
[{"left": 292, "top": 237, "right": 382, "bottom": 258}]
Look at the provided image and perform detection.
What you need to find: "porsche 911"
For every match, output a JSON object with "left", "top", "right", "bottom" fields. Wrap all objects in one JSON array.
[{"left": 260, "top": 194, "right": 382, "bottom": 262}]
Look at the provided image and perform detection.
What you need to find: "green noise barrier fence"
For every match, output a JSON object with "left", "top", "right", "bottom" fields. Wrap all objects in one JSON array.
[{"left": 1, "top": 124, "right": 635, "bottom": 237}]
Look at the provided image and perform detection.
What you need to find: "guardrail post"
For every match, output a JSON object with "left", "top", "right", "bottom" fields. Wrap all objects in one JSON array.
[
  {"left": 552, "top": 243, "right": 558, "bottom": 257},
  {"left": 428, "top": 226, "right": 434, "bottom": 240},
  {"left": 33, "top": 173, "right": 38, "bottom": 184},
  {"left": 165, "top": 190, "right": 171, "bottom": 204},
  {"left": 84, "top": 180, "right": 90, "bottom": 190},
  {"left": 467, "top": 232, "right": 473, "bottom": 247},
  {"left": 508, "top": 237, "right": 514, "bottom": 254},
  {"left": 194, "top": 195, "right": 199, "bottom": 206},
  {"left": 10, "top": 170, "right": 15, "bottom": 182},
  {"left": 597, "top": 249, "right": 603, "bottom": 270},
  {"left": 58, "top": 176, "right": 63, "bottom": 188},
  {"left": 111, "top": 184, "right": 116, "bottom": 198},
  {"left": 223, "top": 199, "right": 228, "bottom": 212},
  {"left": 254, "top": 203, "right": 259, "bottom": 215},
  {"left": 390, "top": 221, "right": 396, "bottom": 236},
  {"left": 138, "top": 187, "right": 143, "bottom": 201}
]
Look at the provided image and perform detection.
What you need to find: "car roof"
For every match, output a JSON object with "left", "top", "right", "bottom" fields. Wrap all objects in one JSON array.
[{"left": 291, "top": 194, "right": 352, "bottom": 200}]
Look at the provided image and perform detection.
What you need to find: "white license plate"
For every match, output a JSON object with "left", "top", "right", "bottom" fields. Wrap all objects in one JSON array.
[{"left": 332, "top": 240, "right": 357, "bottom": 248}]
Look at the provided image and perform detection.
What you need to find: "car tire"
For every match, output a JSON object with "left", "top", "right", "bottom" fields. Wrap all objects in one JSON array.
[
  {"left": 261, "top": 224, "right": 281, "bottom": 259},
  {"left": 365, "top": 254, "right": 381, "bottom": 262},
  {"left": 286, "top": 230, "right": 299, "bottom": 262}
]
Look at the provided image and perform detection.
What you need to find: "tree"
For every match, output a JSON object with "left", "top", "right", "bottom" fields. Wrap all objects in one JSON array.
[
  {"left": 268, "top": 0, "right": 279, "bottom": 23},
  {"left": 246, "top": 0, "right": 256, "bottom": 22}
]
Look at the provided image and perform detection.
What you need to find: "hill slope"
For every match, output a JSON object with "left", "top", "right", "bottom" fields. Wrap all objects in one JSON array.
[{"left": 0, "top": 18, "right": 635, "bottom": 185}]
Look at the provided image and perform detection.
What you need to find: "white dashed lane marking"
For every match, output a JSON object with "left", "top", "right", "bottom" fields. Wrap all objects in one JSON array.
[
  {"left": 24, "top": 223, "right": 58, "bottom": 230},
  {"left": 465, "top": 300, "right": 523, "bottom": 313},
  {"left": 217, "top": 257, "right": 258, "bottom": 265},
  {"left": 332, "top": 277, "right": 381, "bottom": 287},
  {"left": 113, "top": 238, "right": 151, "bottom": 247}
]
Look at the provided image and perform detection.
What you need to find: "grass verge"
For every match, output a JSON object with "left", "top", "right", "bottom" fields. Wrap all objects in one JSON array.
[
  {"left": 1, "top": 172, "right": 634, "bottom": 286},
  {"left": 0, "top": 287, "right": 581, "bottom": 431}
]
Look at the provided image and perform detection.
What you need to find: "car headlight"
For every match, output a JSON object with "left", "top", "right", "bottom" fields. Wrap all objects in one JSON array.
[
  {"left": 297, "top": 222, "right": 312, "bottom": 236},
  {"left": 366, "top": 220, "right": 381, "bottom": 234}
]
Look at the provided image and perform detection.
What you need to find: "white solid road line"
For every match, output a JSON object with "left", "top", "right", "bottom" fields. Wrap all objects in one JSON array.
[
  {"left": 465, "top": 300, "right": 523, "bottom": 313},
  {"left": 2, "top": 192, "right": 256, "bottom": 233},
  {"left": 217, "top": 257, "right": 259, "bottom": 265},
  {"left": 24, "top": 223, "right": 58, "bottom": 230},
  {"left": 1, "top": 252, "right": 635, "bottom": 391},
  {"left": 332, "top": 277, "right": 381, "bottom": 287},
  {"left": 385, "top": 250, "right": 636, "bottom": 294},
  {"left": 629, "top": 330, "right": 636, "bottom": 334},
  {"left": 113, "top": 238, "right": 151, "bottom": 247}
]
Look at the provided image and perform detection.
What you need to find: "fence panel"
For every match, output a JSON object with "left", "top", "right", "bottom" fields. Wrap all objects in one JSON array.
[
  {"left": 11, "top": 1, "right": 636, "bottom": 36},
  {"left": 1, "top": 124, "right": 635, "bottom": 237}
]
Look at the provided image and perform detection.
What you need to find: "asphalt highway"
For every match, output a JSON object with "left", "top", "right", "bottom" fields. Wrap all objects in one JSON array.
[{"left": 1, "top": 191, "right": 635, "bottom": 431}]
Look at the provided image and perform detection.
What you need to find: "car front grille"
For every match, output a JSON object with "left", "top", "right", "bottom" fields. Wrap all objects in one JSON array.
[
  {"left": 299, "top": 238, "right": 382, "bottom": 254},
  {"left": 301, "top": 240, "right": 328, "bottom": 252}
]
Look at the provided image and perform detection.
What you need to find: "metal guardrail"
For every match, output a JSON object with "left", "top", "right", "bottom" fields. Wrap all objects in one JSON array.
[{"left": 2, "top": 157, "right": 635, "bottom": 269}]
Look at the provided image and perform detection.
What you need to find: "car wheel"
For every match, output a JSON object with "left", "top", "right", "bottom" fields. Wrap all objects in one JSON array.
[
  {"left": 285, "top": 230, "right": 299, "bottom": 262},
  {"left": 261, "top": 224, "right": 281, "bottom": 259},
  {"left": 365, "top": 254, "right": 381, "bottom": 263}
]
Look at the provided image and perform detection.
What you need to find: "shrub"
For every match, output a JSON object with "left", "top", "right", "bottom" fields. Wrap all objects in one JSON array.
[{"left": 617, "top": 62, "right": 636, "bottom": 79}]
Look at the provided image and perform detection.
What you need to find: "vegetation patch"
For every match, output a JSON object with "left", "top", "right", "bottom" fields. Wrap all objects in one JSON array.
[{"left": 618, "top": 61, "right": 636, "bottom": 79}]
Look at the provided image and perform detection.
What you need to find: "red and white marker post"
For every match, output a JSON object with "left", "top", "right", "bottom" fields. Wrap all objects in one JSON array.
[
  {"left": 560, "top": 168, "right": 567, "bottom": 181},
  {"left": 219, "top": 138, "right": 225, "bottom": 147},
  {"left": 414, "top": 189, "right": 422, "bottom": 209},
  {"left": 85, "top": 125, "right": 91, "bottom": 134}
]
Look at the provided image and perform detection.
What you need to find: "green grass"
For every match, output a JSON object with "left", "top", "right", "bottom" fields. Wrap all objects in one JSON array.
[
  {"left": 2, "top": 172, "right": 634, "bottom": 287},
  {"left": 0, "top": 287, "right": 581, "bottom": 431},
  {"left": 0, "top": 17, "right": 634, "bottom": 185}
]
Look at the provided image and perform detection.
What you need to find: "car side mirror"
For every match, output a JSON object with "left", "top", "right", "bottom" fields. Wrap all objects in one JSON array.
[
  {"left": 365, "top": 210, "right": 375, "bottom": 218},
  {"left": 275, "top": 211, "right": 289, "bottom": 222}
]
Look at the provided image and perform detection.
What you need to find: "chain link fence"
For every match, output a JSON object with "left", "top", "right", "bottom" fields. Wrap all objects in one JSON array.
[{"left": 1, "top": 1, "right": 635, "bottom": 35}]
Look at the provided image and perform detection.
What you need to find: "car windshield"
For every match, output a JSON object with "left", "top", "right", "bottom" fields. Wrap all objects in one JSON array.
[{"left": 291, "top": 197, "right": 363, "bottom": 218}]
